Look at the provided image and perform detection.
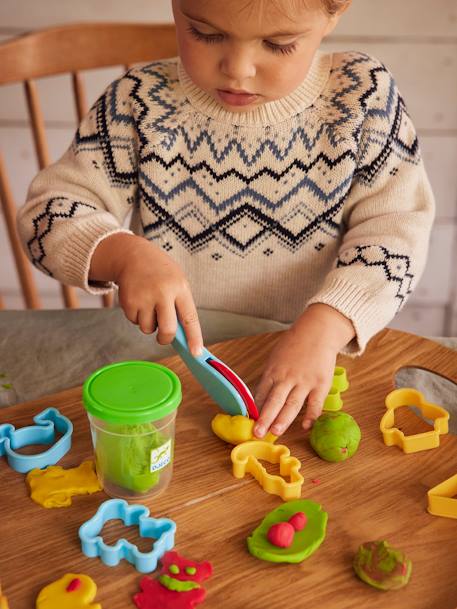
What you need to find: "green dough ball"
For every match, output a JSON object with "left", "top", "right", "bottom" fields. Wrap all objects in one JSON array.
[
  {"left": 247, "top": 500, "right": 328, "bottom": 563},
  {"left": 353, "top": 541, "right": 412, "bottom": 590},
  {"left": 309, "top": 412, "right": 361, "bottom": 462}
]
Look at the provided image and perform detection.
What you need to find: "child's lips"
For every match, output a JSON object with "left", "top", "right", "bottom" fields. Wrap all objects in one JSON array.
[{"left": 216, "top": 89, "right": 259, "bottom": 106}]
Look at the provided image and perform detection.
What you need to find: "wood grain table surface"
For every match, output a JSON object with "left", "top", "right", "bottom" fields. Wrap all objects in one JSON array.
[{"left": 1, "top": 328, "right": 457, "bottom": 609}]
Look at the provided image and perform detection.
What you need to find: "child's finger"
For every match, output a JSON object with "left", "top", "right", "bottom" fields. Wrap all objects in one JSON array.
[
  {"left": 302, "top": 387, "right": 327, "bottom": 430},
  {"left": 253, "top": 375, "right": 274, "bottom": 410},
  {"left": 253, "top": 382, "right": 291, "bottom": 438},
  {"left": 176, "top": 296, "right": 203, "bottom": 357},
  {"left": 119, "top": 292, "right": 139, "bottom": 325},
  {"left": 269, "top": 385, "right": 307, "bottom": 436},
  {"left": 155, "top": 304, "right": 178, "bottom": 345},
  {"left": 138, "top": 308, "right": 156, "bottom": 334}
]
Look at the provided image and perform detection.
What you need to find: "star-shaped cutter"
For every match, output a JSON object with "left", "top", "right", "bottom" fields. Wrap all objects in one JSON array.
[
  {"left": 231, "top": 440, "right": 304, "bottom": 501},
  {"left": 380, "top": 388, "right": 449, "bottom": 454},
  {"left": 79, "top": 499, "right": 176, "bottom": 573},
  {"left": 428, "top": 473, "right": 457, "bottom": 519}
]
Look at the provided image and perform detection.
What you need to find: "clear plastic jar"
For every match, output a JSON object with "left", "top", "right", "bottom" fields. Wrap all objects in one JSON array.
[{"left": 83, "top": 361, "right": 181, "bottom": 499}]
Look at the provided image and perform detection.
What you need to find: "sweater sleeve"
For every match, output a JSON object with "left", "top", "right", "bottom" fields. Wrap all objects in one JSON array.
[
  {"left": 17, "top": 73, "right": 140, "bottom": 294},
  {"left": 307, "top": 66, "right": 435, "bottom": 354}
]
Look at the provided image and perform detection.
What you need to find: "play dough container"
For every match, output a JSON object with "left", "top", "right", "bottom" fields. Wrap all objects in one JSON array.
[{"left": 83, "top": 361, "right": 181, "bottom": 499}]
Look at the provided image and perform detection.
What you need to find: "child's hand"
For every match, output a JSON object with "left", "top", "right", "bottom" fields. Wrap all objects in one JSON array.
[
  {"left": 253, "top": 304, "right": 355, "bottom": 437},
  {"left": 90, "top": 233, "right": 203, "bottom": 355}
]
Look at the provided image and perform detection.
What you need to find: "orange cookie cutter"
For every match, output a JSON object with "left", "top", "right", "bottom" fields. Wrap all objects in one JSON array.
[
  {"left": 427, "top": 473, "right": 457, "bottom": 519},
  {"left": 230, "top": 440, "right": 303, "bottom": 500},
  {"left": 380, "top": 388, "right": 449, "bottom": 454},
  {"left": 323, "top": 366, "right": 349, "bottom": 412}
]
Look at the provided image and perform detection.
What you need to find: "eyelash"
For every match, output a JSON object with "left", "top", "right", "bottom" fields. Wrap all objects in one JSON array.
[{"left": 187, "top": 26, "right": 298, "bottom": 55}]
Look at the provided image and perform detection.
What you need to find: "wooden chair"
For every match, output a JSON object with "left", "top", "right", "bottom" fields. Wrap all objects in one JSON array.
[{"left": 0, "top": 22, "right": 177, "bottom": 309}]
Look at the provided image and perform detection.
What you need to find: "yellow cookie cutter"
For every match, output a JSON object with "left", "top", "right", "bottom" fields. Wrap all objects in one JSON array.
[
  {"left": 231, "top": 440, "right": 303, "bottom": 500},
  {"left": 427, "top": 473, "right": 457, "bottom": 519},
  {"left": 380, "top": 388, "right": 449, "bottom": 454},
  {"left": 323, "top": 366, "right": 349, "bottom": 412}
]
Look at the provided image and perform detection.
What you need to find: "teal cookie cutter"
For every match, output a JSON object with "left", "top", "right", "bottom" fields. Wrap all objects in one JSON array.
[
  {"left": 0, "top": 407, "right": 73, "bottom": 473},
  {"left": 79, "top": 498, "right": 176, "bottom": 573}
]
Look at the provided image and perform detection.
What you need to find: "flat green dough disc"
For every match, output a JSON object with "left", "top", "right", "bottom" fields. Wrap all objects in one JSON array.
[{"left": 247, "top": 500, "right": 328, "bottom": 563}]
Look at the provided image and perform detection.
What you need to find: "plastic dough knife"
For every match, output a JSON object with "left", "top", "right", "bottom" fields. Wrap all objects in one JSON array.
[{"left": 172, "top": 321, "right": 259, "bottom": 419}]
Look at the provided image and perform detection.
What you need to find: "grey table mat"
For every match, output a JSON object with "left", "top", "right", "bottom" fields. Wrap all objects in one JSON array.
[
  {"left": 0, "top": 308, "right": 288, "bottom": 405},
  {"left": 0, "top": 308, "right": 455, "bottom": 431}
]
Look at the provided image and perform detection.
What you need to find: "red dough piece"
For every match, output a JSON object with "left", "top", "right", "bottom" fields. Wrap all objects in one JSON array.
[
  {"left": 134, "top": 551, "right": 212, "bottom": 609},
  {"left": 288, "top": 511, "right": 307, "bottom": 531},
  {"left": 267, "top": 522, "right": 295, "bottom": 548},
  {"left": 66, "top": 578, "right": 82, "bottom": 592}
]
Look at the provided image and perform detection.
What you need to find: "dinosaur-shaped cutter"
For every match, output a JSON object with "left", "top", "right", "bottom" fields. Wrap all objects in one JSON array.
[
  {"left": 0, "top": 407, "right": 73, "bottom": 473},
  {"left": 231, "top": 440, "right": 304, "bottom": 501},
  {"left": 79, "top": 498, "right": 176, "bottom": 573}
]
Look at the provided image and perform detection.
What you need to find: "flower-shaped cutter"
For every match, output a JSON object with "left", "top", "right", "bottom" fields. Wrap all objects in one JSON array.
[
  {"left": 380, "top": 388, "right": 449, "bottom": 454},
  {"left": 78, "top": 498, "right": 176, "bottom": 573},
  {"left": 231, "top": 440, "right": 304, "bottom": 500},
  {"left": 323, "top": 366, "right": 349, "bottom": 412},
  {"left": 0, "top": 407, "right": 72, "bottom": 473}
]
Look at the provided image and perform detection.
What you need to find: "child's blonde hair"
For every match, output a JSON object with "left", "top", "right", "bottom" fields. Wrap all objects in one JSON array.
[
  {"left": 264, "top": 0, "right": 351, "bottom": 17},
  {"left": 322, "top": 0, "right": 350, "bottom": 14}
]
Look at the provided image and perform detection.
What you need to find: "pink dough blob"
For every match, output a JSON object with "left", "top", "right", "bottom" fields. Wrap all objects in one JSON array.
[
  {"left": 267, "top": 522, "right": 295, "bottom": 548},
  {"left": 288, "top": 512, "right": 307, "bottom": 531}
]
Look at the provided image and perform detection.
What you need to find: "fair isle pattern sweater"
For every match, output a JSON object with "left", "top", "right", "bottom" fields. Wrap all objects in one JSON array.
[{"left": 18, "top": 51, "right": 435, "bottom": 354}]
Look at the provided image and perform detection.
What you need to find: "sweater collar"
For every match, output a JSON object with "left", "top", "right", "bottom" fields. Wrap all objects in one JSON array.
[{"left": 177, "top": 51, "right": 331, "bottom": 126}]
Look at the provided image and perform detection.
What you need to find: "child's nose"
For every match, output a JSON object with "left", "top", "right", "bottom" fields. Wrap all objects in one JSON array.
[{"left": 220, "top": 48, "right": 256, "bottom": 83}]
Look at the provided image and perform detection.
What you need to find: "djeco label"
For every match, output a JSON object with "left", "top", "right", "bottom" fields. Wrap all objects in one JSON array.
[{"left": 150, "top": 439, "right": 172, "bottom": 472}]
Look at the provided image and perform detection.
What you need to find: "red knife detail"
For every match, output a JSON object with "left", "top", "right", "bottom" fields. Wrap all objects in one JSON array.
[{"left": 207, "top": 359, "right": 259, "bottom": 420}]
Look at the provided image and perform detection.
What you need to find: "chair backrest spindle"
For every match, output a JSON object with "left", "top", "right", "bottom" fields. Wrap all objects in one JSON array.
[
  {"left": 0, "top": 152, "right": 42, "bottom": 309},
  {"left": 0, "top": 23, "right": 177, "bottom": 310}
]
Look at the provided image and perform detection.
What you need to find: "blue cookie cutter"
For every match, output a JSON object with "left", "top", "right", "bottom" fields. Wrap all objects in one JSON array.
[
  {"left": 0, "top": 407, "right": 73, "bottom": 473},
  {"left": 79, "top": 498, "right": 176, "bottom": 573}
]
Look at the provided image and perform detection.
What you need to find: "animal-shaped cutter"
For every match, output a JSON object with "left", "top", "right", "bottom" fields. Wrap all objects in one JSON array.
[
  {"left": 79, "top": 498, "right": 176, "bottom": 573},
  {"left": 0, "top": 407, "right": 72, "bottom": 473}
]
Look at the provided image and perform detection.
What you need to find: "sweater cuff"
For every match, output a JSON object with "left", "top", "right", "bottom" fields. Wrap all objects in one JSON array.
[
  {"left": 306, "top": 277, "right": 389, "bottom": 356},
  {"left": 61, "top": 216, "right": 133, "bottom": 294}
]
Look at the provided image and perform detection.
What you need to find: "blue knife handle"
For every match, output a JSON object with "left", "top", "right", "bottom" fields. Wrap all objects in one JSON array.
[{"left": 172, "top": 321, "right": 247, "bottom": 416}]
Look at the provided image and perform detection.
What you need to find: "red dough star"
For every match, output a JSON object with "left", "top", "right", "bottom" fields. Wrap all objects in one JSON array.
[{"left": 134, "top": 551, "right": 213, "bottom": 609}]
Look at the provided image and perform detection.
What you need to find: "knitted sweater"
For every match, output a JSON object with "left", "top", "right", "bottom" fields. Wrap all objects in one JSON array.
[{"left": 18, "top": 50, "right": 435, "bottom": 354}]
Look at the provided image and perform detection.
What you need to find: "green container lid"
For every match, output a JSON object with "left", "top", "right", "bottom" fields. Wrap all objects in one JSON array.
[{"left": 83, "top": 361, "right": 181, "bottom": 424}]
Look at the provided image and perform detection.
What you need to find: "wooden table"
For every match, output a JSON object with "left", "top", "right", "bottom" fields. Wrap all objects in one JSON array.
[{"left": 1, "top": 328, "right": 457, "bottom": 609}]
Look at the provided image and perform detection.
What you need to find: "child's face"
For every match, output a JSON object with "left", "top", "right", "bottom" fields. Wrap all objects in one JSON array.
[{"left": 173, "top": 0, "right": 343, "bottom": 112}]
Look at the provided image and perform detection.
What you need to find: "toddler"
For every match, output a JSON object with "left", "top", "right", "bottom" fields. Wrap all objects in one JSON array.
[{"left": 18, "top": 0, "right": 435, "bottom": 438}]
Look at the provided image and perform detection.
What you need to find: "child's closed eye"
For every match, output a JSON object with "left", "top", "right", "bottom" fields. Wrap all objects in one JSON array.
[{"left": 187, "top": 25, "right": 298, "bottom": 56}]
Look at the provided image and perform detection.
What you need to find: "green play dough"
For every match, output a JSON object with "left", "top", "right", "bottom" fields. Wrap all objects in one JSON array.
[
  {"left": 247, "top": 500, "right": 328, "bottom": 563},
  {"left": 309, "top": 412, "right": 361, "bottom": 462},
  {"left": 353, "top": 541, "right": 412, "bottom": 590},
  {"left": 94, "top": 421, "right": 169, "bottom": 493}
]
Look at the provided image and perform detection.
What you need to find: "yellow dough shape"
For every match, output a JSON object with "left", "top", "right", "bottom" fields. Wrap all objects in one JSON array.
[
  {"left": 211, "top": 414, "right": 277, "bottom": 445},
  {"left": 26, "top": 460, "right": 102, "bottom": 508},
  {"left": 0, "top": 584, "right": 10, "bottom": 609},
  {"left": 36, "top": 574, "right": 101, "bottom": 609}
]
